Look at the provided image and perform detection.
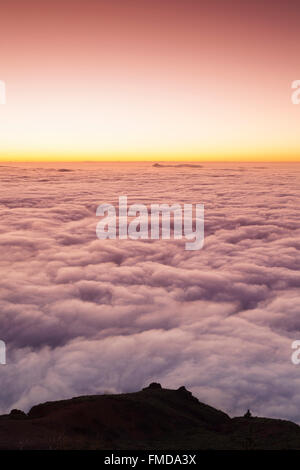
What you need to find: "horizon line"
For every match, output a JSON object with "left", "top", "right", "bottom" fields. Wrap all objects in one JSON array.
[{"left": 1, "top": 159, "right": 300, "bottom": 164}]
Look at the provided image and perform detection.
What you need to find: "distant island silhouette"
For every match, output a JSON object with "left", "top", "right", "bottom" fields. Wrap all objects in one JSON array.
[
  {"left": 153, "top": 163, "right": 203, "bottom": 168},
  {"left": 0, "top": 383, "right": 299, "bottom": 450}
]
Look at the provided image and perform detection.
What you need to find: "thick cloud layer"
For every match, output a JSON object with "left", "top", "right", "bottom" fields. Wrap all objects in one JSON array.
[{"left": 0, "top": 162, "right": 299, "bottom": 422}]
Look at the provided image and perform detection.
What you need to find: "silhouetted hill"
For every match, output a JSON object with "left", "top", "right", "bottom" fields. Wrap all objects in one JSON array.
[{"left": 0, "top": 383, "right": 299, "bottom": 449}]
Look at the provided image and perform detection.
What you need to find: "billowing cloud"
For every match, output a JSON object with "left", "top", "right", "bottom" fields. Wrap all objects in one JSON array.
[{"left": 0, "top": 162, "right": 299, "bottom": 422}]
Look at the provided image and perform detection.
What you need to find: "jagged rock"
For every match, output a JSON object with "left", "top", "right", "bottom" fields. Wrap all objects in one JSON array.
[
  {"left": 177, "top": 386, "right": 199, "bottom": 402},
  {"left": 9, "top": 409, "right": 27, "bottom": 419},
  {"left": 244, "top": 409, "right": 252, "bottom": 418},
  {"left": 142, "top": 382, "right": 162, "bottom": 391},
  {"left": 177, "top": 386, "right": 191, "bottom": 394}
]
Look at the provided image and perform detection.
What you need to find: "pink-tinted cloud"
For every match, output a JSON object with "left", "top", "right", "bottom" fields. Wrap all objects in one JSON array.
[{"left": 0, "top": 162, "right": 299, "bottom": 422}]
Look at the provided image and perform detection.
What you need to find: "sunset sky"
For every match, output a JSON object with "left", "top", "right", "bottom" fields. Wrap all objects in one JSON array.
[{"left": 0, "top": 0, "right": 299, "bottom": 161}]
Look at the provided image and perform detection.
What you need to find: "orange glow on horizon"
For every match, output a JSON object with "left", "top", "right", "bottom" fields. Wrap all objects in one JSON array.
[
  {"left": 0, "top": 150, "right": 299, "bottom": 163},
  {"left": 0, "top": 1, "right": 299, "bottom": 163}
]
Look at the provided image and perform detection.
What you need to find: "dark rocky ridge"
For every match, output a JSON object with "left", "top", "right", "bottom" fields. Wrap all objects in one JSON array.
[{"left": 0, "top": 383, "right": 299, "bottom": 449}]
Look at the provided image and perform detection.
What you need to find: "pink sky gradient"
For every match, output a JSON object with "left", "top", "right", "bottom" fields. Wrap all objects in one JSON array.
[{"left": 0, "top": 0, "right": 299, "bottom": 160}]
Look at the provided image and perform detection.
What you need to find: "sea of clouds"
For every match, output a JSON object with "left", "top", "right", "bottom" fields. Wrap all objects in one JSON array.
[{"left": 0, "top": 161, "right": 299, "bottom": 422}]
